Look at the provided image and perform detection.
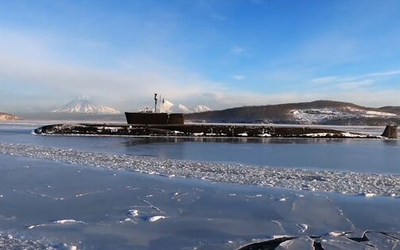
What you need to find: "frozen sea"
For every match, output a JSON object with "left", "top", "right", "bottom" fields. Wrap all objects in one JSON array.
[{"left": 0, "top": 122, "right": 400, "bottom": 249}]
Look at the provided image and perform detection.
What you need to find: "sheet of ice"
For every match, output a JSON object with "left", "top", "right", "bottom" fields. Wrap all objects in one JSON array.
[
  {"left": 361, "top": 192, "right": 377, "bottom": 198},
  {"left": 27, "top": 219, "right": 86, "bottom": 229},
  {"left": 295, "top": 223, "right": 308, "bottom": 233},
  {"left": 75, "top": 189, "right": 110, "bottom": 198},
  {"left": 144, "top": 216, "right": 167, "bottom": 222},
  {"left": 1, "top": 142, "right": 400, "bottom": 197},
  {"left": 53, "top": 219, "right": 85, "bottom": 225},
  {"left": 127, "top": 209, "right": 139, "bottom": 217}
]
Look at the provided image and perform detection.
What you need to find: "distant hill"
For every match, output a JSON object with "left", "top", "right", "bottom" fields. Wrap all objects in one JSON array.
[
  {"left": 379, "top": 106, "right": 400, "bottom": 115},
  {"left": 0, "top": 112, "right": 21, "bottom": 121},
  {"left": 185, "top": 100, "right": 400, "bottom": 126}
]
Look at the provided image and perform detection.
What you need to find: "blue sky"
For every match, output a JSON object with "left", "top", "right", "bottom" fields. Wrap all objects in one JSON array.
[{"left": 1, "top": 0, "right": 400, "bottom": 113}]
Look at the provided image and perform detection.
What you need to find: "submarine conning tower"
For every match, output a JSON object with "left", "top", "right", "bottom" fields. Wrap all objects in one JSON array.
[
  {"left": 125, "top": 93, "right": 185, "bottom": 125},
  {"left": 382, "top": 125, "right": 398, "bottom": 139}
]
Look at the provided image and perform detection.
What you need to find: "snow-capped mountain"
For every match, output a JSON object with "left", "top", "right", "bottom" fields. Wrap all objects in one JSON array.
[
  {"left": 156, "top": 99, "right": 212, "bottom": 113},
  {"left": 52, "top": 96, "right": 121, "bottom": 114},
  {"left": 193, "top": 105, "right": 212, "bottom": 113},
  {"left": 177, "top": 104, "right": 190, "bottom": 113}
]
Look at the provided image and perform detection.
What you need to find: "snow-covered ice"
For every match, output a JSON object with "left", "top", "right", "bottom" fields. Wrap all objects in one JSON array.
[
  {"left": 27, "top": 219, "right": 86, "bottom": 229},
  {"left": 144, "top": 216, "right": 167, "bottom": 222},
  {"left": 1, "top": 142, "right": 400, "bottom": 197}
]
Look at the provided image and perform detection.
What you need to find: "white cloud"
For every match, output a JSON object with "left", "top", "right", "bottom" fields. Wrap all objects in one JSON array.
[
  {"left": 180, "top": 88, "right": 400, "bottom": 109},
  {"left": 0, "top": 28, "right": 226, "bottom": 112},
  {"left": 232, "top": 75, "right": 245, "bottom": 81},
  {"left": 335, "top": 80, "right": 374, "bottom": 90},
  {"left": 1, "top": 47, "right": 399, "bottom": 113},
  {"left": 0, "top": 54, "right": 223, "bottom": 109},
  {"left": 310, "top": 76, "right": 340, "bottom": 84},
  {"left": 291, "top": 34, "right": 359, "bottom": 65},
  {"left": 1, "top": 29, "right": 400, "bottom": 114},
  {"left": 365, "top": 70, "right": 400, "bottom": 78},
  {"left": 211, "top": 14, "right": 226, "bottom": 21},
  {"left": 309, "top": 69, "right": 400, "bottom": 92},
  {"left": 231, "top": 46, "right": 244, "bottom": 54},
  {"left": 311, "top": 69, "right": 400, "bottom": 85}
]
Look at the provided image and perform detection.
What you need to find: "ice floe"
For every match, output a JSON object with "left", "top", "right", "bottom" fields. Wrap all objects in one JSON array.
[
  {"left": 143, "top": 215, "right": 167, "bottom": 222},
  {"left": 295, "top": 223, "right": 308, "bottom": 233},
  {"left": 27, "top": 219, "right": 86, "bottom": 229},
  {"left": 127, "top": 209, "right": 139, "bottom": 217},
  {"left": 1, "top": 142, "right": 400, "bottom": 197}
]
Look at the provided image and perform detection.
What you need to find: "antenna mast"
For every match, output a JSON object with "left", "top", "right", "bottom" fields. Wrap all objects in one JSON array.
[{"left": 154, "top": 93, "right": 158, "bottom": 113}]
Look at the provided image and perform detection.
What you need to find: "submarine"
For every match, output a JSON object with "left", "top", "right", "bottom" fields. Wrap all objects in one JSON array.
[{"left": 33, "top": 93, "right": 398, "bottom": 139}]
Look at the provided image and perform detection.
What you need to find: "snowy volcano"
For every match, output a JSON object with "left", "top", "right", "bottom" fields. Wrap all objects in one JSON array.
[
  {"left": 52, "top": 96, "right": 121, "bottom": 114},
  {"left": 193, "top": 105, "right": 212, "bottom": 113},
  {"left": 157, "top": 100, "right": 211, "bottom": 113},
  {"left": 177, "top": 104, "right": 190, "bottom": 113}
]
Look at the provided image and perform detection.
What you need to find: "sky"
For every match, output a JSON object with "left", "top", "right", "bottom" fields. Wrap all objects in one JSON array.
[{"left": 1, "top": 0, "right": 400, "bottom": 114}]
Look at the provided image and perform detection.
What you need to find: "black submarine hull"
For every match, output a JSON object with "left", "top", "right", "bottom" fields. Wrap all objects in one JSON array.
[{"left": 125, "top": 112, "right": 184, "bottom": 125}]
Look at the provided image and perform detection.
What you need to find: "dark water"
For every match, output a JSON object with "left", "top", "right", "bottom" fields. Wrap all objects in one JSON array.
[
  {"left": 1, "top": 123, "right": 399, "bottom": 174},
  {"left": 0, "top": 123, "right": 400, "bottom": 249}
]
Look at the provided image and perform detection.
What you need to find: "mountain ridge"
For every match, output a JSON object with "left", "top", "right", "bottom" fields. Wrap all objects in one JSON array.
[{"left": 185, "top": 100, "right": 400, "bottom": 126}]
